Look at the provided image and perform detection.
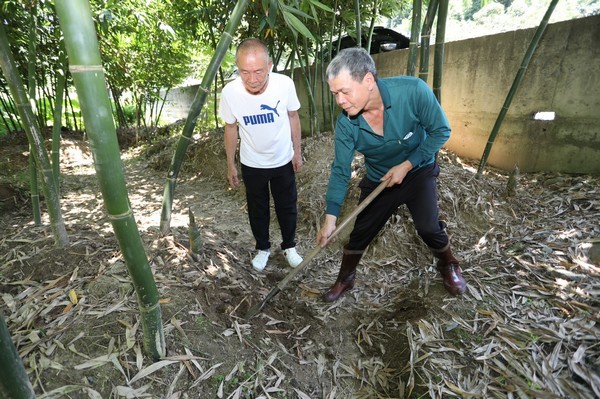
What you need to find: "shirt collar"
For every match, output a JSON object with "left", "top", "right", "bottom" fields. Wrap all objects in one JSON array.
[{"left": 377, "top": 78, "right": 392, "bottom": 110}]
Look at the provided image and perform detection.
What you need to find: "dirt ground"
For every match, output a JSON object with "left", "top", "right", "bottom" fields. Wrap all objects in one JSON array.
[{"left": 0, "top": 128, "right": 599, "bottom": 399}]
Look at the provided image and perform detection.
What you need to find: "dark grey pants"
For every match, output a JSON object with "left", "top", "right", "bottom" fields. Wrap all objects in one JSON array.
[
  {"left": 347, "top": 163, "right": 449, "bottom": 252},
  {"left": 241, "top": 161, "right": 298, "bottom": 251}
]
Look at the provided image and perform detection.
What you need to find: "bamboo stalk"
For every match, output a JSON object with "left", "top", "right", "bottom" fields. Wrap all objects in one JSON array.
[
  {"left": 51, "top": 39, "right": 67, "bottom": 187},
  {"left": 418, "top": 0, "right": 438, "bottom": 83},
  {"left": 55, "top": 0, "right": 165, "bottom": 360},
  {"left": 0, "top": 23, "right": 69, "bottom": 247},
  {"left": 354, "top": 0, "right": 361, "bottom": 48},
  {"left": 407, "top": 0, "right": 422, "bottom": 76},
  {"left": 27, "top": 3, "right": 42, "bottom": 226},
  {"left": 433, "top": 0, "right": 448, "bottom": 103},
  {"left": 292, "top": 39, "right": 317, "bottom": 136},
  {"left": 477, "top": 0, "right": 559, "bottom": 175},
  {"left": 326, "top": 2, "right": 340, "bottom": 132},
  {"left": 0, "top": 311, "right": 35, "bottom": 399},
  {"left": 159, "top": 0, "right": 250, "bottom": 235}
]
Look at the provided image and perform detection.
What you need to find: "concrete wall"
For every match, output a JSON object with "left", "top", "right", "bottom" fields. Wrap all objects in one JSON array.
[
  {"left": 295, "top": 15, "right": 600, "bottom": 174},
  {"left": 159, "top": 85, "right": 200, "bottom": 122}
]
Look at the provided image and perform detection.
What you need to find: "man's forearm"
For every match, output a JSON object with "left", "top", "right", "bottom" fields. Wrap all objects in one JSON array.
[
  {"left": 224, "top": 124, "right": 239, "bottom": 168},
  {"left": 289, "top": 111, "right": 301, "bottom": 154}
]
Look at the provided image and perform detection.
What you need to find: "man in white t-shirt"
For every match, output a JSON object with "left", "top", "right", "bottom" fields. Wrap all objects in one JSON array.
[{"left": 219, "top": 38, "right": 303, "bottom": 271}]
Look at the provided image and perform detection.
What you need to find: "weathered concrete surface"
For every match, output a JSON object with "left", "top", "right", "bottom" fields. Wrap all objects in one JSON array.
[
  {"left": 433, "top": 15, "right": 600, "bottom": 174},
  {"left": 304, "top": 15, "right": 600, "bottom": 174},
  {"left": 163, "top": 16, "right": 599, "bottom": 174}
]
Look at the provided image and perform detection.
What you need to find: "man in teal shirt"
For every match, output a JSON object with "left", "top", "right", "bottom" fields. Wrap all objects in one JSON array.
[{"left": 317, "top": 47, "right": 466, "bottom": 301}]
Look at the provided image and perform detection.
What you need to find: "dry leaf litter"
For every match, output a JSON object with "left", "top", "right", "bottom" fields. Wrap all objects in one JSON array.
[{"left": 0, "top": 129, "right": 598, "bottom": 398}]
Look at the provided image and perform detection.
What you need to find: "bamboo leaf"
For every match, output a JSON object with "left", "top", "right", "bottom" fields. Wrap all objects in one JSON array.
[
  {"left": 129, "top": 360, "right": 179, "bottom": 384},
  {"left": 280, "top": 3, "right": 313, "bottom": 19},
  {"left": 281, "top": 9, "right": 316, "bottom": 41},
  {"left": 306, "top": 0, "right": 333, "bottom": 13}
]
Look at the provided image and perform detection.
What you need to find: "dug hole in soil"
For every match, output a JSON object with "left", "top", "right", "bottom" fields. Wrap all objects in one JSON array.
[{"left": 0, "top": 127, "right": 598, "bottom": 399}]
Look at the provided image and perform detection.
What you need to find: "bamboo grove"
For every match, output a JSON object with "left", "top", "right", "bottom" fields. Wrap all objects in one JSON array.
[{"left": 2, "top": 0, "right": 548, "bottom": 395}]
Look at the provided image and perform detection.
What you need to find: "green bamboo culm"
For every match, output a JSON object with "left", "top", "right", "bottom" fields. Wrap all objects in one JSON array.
[
  {"left": 365, "top": 0, "right": 378, "bottom": 55},
  {"left": 51, "top": 39, "right": 67, "bottom": 187},
  {"left": 418, "top": 0, "right": 439, "bottom": 83},
  {"left": 159, "top": 0, "right": 250, "bottom": 235},
  {"left": 0, "top": 24, "right": 69, "bottom": 248},
  {"left": 406, "top": 0, "right": 422, "bottom": 76},
  {"left": 325, "top": 1, "right": 338, "bottom": 132},
  {"left": 292, "top": 38, "right": 318, "bottom": 135},
  {"left": 28, "top": 152, "right": 42, "bottom": 225},
  {"left": 432, "top": 0, "right": 448, "bottom": 103},
  {"left": 0, "top": 310, "right": 36, "bottom": 399},
  {"left": 54, "top": 0, "right": 165, "bottom": 361},
  {"left": 477, "top": 0, "right": 559, "bottom": 175},
  {"left": 27, "top": 3, "right": 42, "bottom": 226},
  {"left": 354, "top": 0, "right": 361, "bottom": 48}
]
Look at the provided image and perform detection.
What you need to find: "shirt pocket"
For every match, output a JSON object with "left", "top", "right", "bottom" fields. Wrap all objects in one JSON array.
[{"left": 396, "top": 129, "right": 420, "bottom": 151}]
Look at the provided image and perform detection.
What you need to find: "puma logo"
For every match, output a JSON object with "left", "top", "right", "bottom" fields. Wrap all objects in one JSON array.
[
  {"left": 242, "top": 100, "right": 281, "bottom": 126},
  {"left": 260, "top": 100, "right": 280, "bottom": 117}
]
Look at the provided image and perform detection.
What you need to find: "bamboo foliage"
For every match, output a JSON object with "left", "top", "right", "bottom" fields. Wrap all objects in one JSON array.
[
  {"left": 54, "top": 0, "right": 165, "bottom": 361},
  {"left": 0, "top": 311, "right": 35, "bottom": 399},
  {"left": 263, "top": 0, "right": 333, "bottom": 136},
  {"left": 477, "top": 0, "right": 560, "bottom": 175},
  {"left": 0, "top": 24, "right": 69, "bottom": 248},
  {"left": 159, "top": 0, "right": 250, "bottom": 235},
  {"left": 433, "top": 0, "right": 448, "bottom": 103}
]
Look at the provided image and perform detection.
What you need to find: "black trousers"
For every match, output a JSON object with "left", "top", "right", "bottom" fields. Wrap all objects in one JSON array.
[
  {"left": 347, "top": 163, "right": 449, "bottom": 252},
  {"left": 241, "top": 161, "right": 298, "bottom": 251}
]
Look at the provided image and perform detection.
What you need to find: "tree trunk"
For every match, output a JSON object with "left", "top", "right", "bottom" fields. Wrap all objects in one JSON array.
[{"left": 55, "top": 0, "right": 165, "bottom": 361}]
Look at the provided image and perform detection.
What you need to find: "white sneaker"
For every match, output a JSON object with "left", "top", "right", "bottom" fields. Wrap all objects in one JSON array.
[
  {"left": 283, "top": 247, "right": 303, "bottom": 268},
  {"left": 251, "top": 250, "right": 270, "bottom": 271}
]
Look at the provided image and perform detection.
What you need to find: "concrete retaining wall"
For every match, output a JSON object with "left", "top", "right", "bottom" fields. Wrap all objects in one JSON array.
[{"left": 295, "top": 15, "right": 600, "bottom": 174}]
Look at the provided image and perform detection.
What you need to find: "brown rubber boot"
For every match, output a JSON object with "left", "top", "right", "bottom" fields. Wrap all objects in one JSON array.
[
  {"left": 433, "top": 247, "right": 467, "bottom": 296},
  {"left": 323, "top": 247, "right": 363, "bottom": 302}
]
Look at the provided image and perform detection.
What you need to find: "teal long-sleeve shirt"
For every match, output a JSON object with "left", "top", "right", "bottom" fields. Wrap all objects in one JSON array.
[{"left": 325, "top": 76, "right": 451, "bottom": 217}]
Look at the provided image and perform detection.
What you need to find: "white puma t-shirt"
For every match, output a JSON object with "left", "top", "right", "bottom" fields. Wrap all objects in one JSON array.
[{"left": 219, "top": 72, "right": 301, "bottom": 169}]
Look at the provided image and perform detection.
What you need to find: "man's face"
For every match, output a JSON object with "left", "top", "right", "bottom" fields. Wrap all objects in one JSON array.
[
  {"left": 328, "top": 69, "right": 373, "bottom": 116},
  {"left": 237, "top": 50, "right": 272, "bottom": 95}
]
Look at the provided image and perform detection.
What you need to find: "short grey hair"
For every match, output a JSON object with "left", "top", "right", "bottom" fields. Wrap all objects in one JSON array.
[
  {"left": 236, "top": 38, "right": 269, "bottom": 64},
  {"left": 326, "top": 47, "right": 377, "bottom": 82}
]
